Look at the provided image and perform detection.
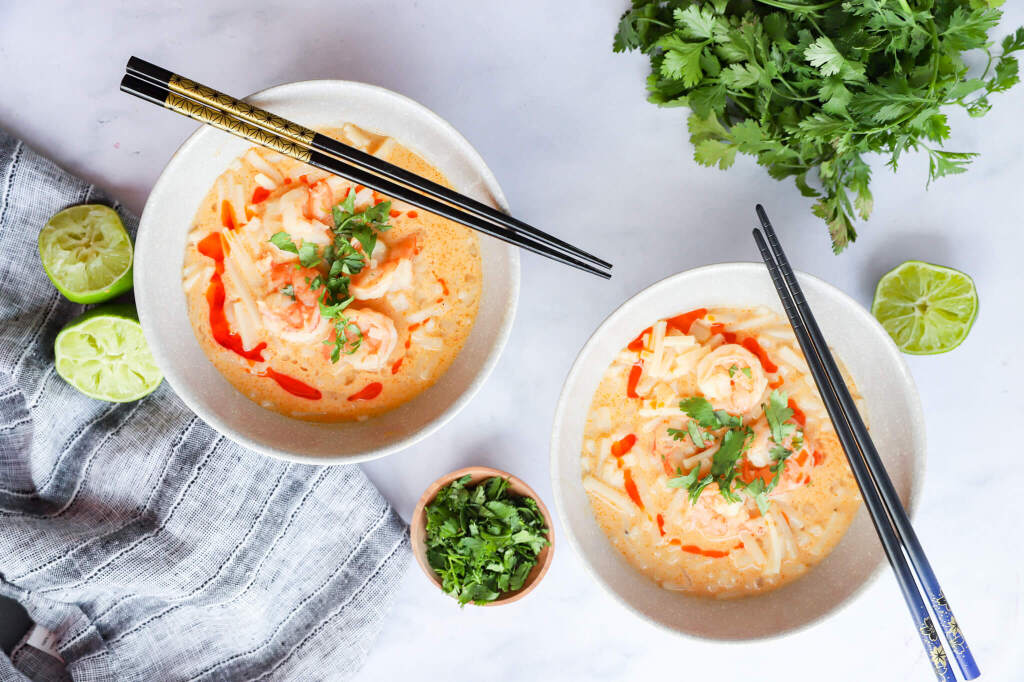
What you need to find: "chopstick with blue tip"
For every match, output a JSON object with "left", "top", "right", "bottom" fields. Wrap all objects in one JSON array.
[
  {"left": 752, "top": 225, "right": 957, "bottom": 682},
  {"left": 753, "top": 205, "right": 978, "bottom": 680}
]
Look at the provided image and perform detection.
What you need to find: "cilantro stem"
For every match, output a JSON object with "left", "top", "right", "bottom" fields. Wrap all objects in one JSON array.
[{"left": 752, "top": 0, "right": 840, "bottom": 12}]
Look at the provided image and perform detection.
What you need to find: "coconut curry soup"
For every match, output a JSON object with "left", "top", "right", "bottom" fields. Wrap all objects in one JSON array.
[
  {"left": 181, "top": 124, "right": 482, "bottom": 421},
  {"left": 581, "top": 306, "right": 863, "bottom": 599}
]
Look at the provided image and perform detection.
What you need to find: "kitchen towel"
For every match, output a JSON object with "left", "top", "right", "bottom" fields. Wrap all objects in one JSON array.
[{"left": 0, "top": 129, "right": 410, "bottom": 681}]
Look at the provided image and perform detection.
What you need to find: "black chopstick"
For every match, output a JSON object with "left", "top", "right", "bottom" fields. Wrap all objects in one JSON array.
[
  {"left": 120, "top": 64, "right": 610, "bottom": 279},
  {"left": 754, "top": 206, "right": 978, "bottom": 680},
  {"left": 752, "top": 221, "right": 960, "bottom": 682},
  {"left": 125, "top": 57, "right": 612, "bottom": 273}
]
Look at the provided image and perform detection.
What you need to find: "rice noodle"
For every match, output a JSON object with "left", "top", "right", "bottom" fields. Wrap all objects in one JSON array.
[
  {"left": 583, "top": 476, "right": 633, "bottom": 516},
  {"left": 407, "top": 304, "right": 440, "bottom": 325},
  {"left": 243, "top": 149, "right": 284, "bottom": 185}
]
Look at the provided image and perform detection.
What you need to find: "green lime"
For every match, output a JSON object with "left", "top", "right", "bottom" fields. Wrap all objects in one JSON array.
[
  {"left": 55, "top": 304, "right": 163, "bottom": 402},
  {"left": 38, "top": 204, "right": 133, "bottom": 303},
  {"left": 871, "top": 260, "right": 978, "bottom": 355}
]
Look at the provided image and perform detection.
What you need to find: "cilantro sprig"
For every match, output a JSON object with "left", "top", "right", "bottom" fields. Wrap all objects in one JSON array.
[
  {"left": 615, "top": 2, "right": 1023, "bottom": 252},
  {"left": 424, "top": 475, "right": 550, "bottom": 606},
  {"left": 665, "top": 389, "right": 803, "bottom": 510},
  {"left": 267, "top": 190, "right": 393, "bottom": 362}
]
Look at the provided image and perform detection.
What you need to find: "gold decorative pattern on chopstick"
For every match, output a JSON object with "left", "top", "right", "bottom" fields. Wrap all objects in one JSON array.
[
  {"left": 919, "top": 618, "right": 950, "bottom": 678},
  {"left": 169, "top": 74, "right": 316, "bottom": 144},
  {"left": 163, "top": 92, "right": 313, "bottom": 162}
]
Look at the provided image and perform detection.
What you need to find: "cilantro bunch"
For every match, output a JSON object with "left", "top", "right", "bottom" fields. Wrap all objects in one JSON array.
[
  {"left": 614, "top": 0, "right": 1023, "bottom": 252},
  {"left": 424, "top": 475, "right": 550, "bottom": 606},
  {"left": 268, "top": 192, "right": 392, "bottom": 361},
  {"left": 666, "top": 389, "right": 801, "bottom": 512}
]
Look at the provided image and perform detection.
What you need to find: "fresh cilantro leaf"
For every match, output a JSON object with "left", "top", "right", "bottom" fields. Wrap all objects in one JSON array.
[
  {"left": 711, "top": 427, "right": 748, "bottom": 478},
  {"left": 679, "top": 397, "right": 741, "bottom": 429},
  {"left": 728, "top": 364, "right": 738, "bottom": 377},
  {"left": 741, "top": 366, "right": 752, "bottom": 379},
  {"left": 679, "top": 397, "right": 718, "bottom": 427},
  {"left": 686, "top": 419, "right": 706, "bottom": 448},
  {"left": 765, "top": 389, "right": 795, "bottom": 445},
  {"left": 687, "top": 474, "right": 713, "bottom": 504},
  {"left": 666, "top": 466, "right": 700, "bottom": 489},
  {"left": 280, "top": 284, "right": 295, "bottom": 299},
  {"left": 268, "top": 231, "right": 298, "bottom": 254},
  {"left": 297, "top": 242, "right": 321, "bottom": 268}
]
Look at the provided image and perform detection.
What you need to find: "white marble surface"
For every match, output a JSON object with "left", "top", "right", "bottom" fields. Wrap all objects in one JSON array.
[{"left": 2, "top": 2, "right": 1023, "bottom": 680}]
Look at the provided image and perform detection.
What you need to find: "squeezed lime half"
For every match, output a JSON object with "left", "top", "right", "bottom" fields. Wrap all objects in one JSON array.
[
  {"left": 54, "top": 304, "right": 162, "bottom": 402},
  {"left": 871, "top": 260, "right": 978, "bottom": 355},
  {"left": 38, "top": 204, "right": 133, "bottom": 303}
]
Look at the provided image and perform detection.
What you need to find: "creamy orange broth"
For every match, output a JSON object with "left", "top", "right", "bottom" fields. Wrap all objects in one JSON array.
[
  {"left": 581, "top": 307, "right": 862, "bottom": 598},
  {"left": 181, "top": 124, "right": 481, "bottom": 421}
]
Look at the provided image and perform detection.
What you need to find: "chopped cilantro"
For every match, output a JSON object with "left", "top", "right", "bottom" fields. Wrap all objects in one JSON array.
[
  {"left": 424, "top": 475, "right": 550, "bottom": 606},
  {"left": 280, "top": 284, "right": 295, "bottom": 300},
  {"left": 679, "top": 396, "right": 741, "bottom": 429},
  {"left": 268, "top": 231, "right": 298, "bottom": 254},
  {"left": 269, "top": 191, "right": 393, "bottom": 363}
]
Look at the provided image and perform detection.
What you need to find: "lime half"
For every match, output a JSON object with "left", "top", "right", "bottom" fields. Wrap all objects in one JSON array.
[
  {"left": 39, "top": 204, "right": 133, "bottom": 303},
  {"left": 55, "top": 304, "right": 163, "bottom": 402},
  {"left": 871, "top": 261, "right": 978, "bottom": 355}
]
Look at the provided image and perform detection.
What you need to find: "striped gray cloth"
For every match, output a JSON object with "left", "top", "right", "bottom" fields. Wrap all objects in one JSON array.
[{"left": 0, "top": 129, "right": 410, "bottom": 681}]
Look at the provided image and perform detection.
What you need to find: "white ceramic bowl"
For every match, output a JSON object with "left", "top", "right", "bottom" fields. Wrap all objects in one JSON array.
[
  {"left": 550, "top": 263, "right": 925, "bottom": 640},
  {"left": 135, "top": 81, "right": 519, "bottom": 464}
]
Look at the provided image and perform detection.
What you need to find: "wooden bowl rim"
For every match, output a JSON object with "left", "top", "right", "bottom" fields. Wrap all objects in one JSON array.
[{"left": 409, "top": 465, "right": 555, "bottom": 606}]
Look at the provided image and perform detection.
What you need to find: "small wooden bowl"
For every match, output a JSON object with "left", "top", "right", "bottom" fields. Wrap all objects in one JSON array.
[{"left": 410, "top": 466, "right": 555, "bottom": 606}]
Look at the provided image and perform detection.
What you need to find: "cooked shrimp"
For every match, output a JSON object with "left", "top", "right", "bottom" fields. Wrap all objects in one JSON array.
[
  {"left": 684, "top": 485, "right": 751, "bottom": 541},
  {"left": 326, "top": 308, "right": 398, "bottom": 372},
  {"left": 696, "top": 344, "right": 768, "bottom": 414},
  {"left": 744, "top": 417, "right": 808, "bottom": 493},
  {"left": 349, "top": 235, "right": 418, "bottom": 300},
  {"left": 258, "top": 263, "right": 329, "bottom": 343}
]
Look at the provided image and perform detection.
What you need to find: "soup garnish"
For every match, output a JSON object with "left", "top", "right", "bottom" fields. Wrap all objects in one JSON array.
[{"left": 425, "top": 476, "right": 549, "bottom": 606}]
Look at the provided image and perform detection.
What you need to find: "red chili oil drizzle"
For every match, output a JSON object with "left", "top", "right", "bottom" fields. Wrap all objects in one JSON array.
[
  {"left": 264, "top": 368, "right": 322, "bottom": 400},
  {"left": 251, "top": 187, "right": 271, "bottom": 204},
  {"left": 628, "top": 327, "right": 652, "bottom": 352},
  {"left": 197, "top": 233, "right": 266, "bottom": 362},
  {"left": 407, "top": 211, "right": 418, "bottom": 218},
  {"left": 656, "top": 514, "right": 666, "bottom": 537},
  {"left": 220, "top": 200, "right": 236, "bottom": 230},
  {"left": 739, "top": 458, "right": 773, "bottom": 485},
  {"left": 679, "top": 545, "right": 730, "bottom": 558},
  {"left": 610, "top": 434, "right": 637, "bottom": 458},
  {"left": 435, "top": 275, "right": 449, "bottom": 297},
  {"left": 348, "top": 382, "right": 383, "bottom": 402},
  {"left": 622, "top": 468, "right": 644, "bottom": 510},
  {"left": 742, "top": 337, "right": 778, "bottom": 373},
  {"left": 787, "top": 398, "right": 806, "bottom": 426},
  {"left": 626, "top": 363, "right": 643, "bottom": 399},
  {"left": 389, "top": 209, "right": 401, "bottom": 218},
  {"left": 666, "top": 308, "right": 707, "bottom": 334},
  {"left": 391, "top": 357, "right": 404, "bottom": 374}
]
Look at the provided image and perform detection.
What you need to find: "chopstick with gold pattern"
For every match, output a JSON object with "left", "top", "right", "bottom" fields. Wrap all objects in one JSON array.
[{"left": 122, "top": 57, "right": 611, "bottom": 277}]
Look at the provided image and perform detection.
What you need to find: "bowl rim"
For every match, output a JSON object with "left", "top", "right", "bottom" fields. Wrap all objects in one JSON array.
[
  {"left": 549, "top": 261, "right": 926, "bottom": 642},
  {"left": 134, "top": 79, "right": 520, "bottom": 465},
  {"left": 409, "top": 465, "right": 556, "bottom": 606}
]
